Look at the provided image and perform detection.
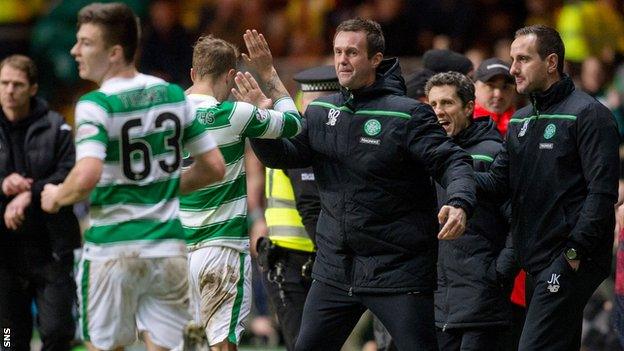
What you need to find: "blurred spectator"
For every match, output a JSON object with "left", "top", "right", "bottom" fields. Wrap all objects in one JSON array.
[
  {"left": 0, "top": 0, "right": 47, "bottom": 59},
  {"left": 473, "top": 57, "right": 517, "bottom": 135},
  {"left": 356, "top": 0, "right": 419, "bottom": 56},
  {"left": 405, "top": 68, "right": 435, "bottom": 103},
  {"left": 608, "top": 63, "right": 624, "bottom": 138},
  {"left": 198, "top": 0, "right": 264, "bottom": 55},
  {"left": 422, "top": 49, "right": 474, "bottom": 76},
  {"left": 580, "top": 56, "right": 609, "bottom": 105},
  {"left": 139, "top": 0, "right": 193, "bottom": 87},
  {"left": 524, "top": 0, "right": 559, "bottom": 27},
  {"left": 30, "top": 0, "right": 147, "bottom": 99},
  {"left": 465, "top": 46, "right": 487, "bottom": 74},
  {"left": 494, "top": 38, "right": 513, "bottom": 62},
  {"left": 284, "top": 0, "right": 335, "bottom": 57},
  {"left": 557, "top": 0, "right": 624, "bottom": 64}
]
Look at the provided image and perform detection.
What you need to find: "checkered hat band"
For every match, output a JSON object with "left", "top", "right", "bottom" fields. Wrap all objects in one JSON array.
[{"left": 300, "top": 82, "right": 341, "bottom": 92}]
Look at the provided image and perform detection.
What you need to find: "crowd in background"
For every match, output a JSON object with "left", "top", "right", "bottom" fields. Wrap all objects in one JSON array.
[{"left": 1, "top": 0, "right": 624, "bottom": 349}]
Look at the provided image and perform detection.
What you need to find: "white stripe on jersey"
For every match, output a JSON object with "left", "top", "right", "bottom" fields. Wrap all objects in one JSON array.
[
  {"left": 89, "top": 198, "right": 180, "bottom": 227},
  {"left": 179, "top": 197, "right": 247, "bottom": 228}
]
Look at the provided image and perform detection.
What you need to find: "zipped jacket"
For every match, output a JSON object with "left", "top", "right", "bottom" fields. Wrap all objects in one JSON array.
[
  {"left": 435, "top": 117, "right": 511, "bottom": 329},
  {"left": 476, "top": 76, "right": 619, "bottom": 274},
  {"left": 0, "top": 97, "right": 80, "bottom": 258},
  {"left": 251, "top": 58, "right": 476, "bottom": 293}
]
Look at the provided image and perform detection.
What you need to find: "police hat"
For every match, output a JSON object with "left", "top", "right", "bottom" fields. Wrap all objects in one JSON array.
[
  {"left": 475, "top": 57, "right": 514, "bottom": 83},
  {"left": 405, "top": 68, "right": 435, "bottom": 99},
  {"left": 422, "top": 49, "right": 473, "bottom": 75},
  {"left": 293, "top": 65, "right": 340, "bottom": 92}
]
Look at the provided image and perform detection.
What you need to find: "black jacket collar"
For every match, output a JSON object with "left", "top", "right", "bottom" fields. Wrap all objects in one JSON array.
[
  {"left": 454, "top": 116, "right": 502, "bottom": 148},
  {"left": 340, "top": 57, "right": 406, "bottom": 107},
  {"left": 0, "top": 97, "right": 49, "bottom": 130},
  {"left": 529, "top": 75, "right": 575, "bottom": 112}
]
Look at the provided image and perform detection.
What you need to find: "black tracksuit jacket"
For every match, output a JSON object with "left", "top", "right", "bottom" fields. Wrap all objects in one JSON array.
[
  {"left": 476, "top": 76, "right": 619, "bottom": 275},
  {"left": 251, "top": 58, "right": 476, "bottom": 294},
  {"left": 435, "top": 117, "right": 511, "bottom": 329},
  {"left": 0, "top": 97, "right": 80, "bottom": 259}
]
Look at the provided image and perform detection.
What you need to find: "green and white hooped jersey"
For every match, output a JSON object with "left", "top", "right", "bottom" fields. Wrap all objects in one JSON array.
[
  {"left": 74, "top": 74, "right": 217, "bottom": 260},
  {"left": 180, "top": 94, "right": 301, "bottom": 253}
]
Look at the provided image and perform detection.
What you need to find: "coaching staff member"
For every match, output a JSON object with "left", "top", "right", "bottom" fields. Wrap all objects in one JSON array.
[
  {"left": 0, "top": 55, "right": 80, "bottom": 351},
  {"left": 250, "top": 18, "right": 476, "bottom": 350},
  {"left": 476, "top": 25, "right": 619, "bottom": 350}
]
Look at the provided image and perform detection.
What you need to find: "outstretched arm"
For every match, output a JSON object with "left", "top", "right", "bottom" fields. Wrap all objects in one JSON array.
[{"left": 242, "top": 29, "right": 290, "bottom": 103}]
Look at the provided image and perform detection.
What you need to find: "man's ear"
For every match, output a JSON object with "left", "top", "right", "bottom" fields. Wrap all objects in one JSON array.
[
  {"left": 190, "top": 67, "right": 196, "bottom": 83},
  {"left": 464, "top": 100, "right": 475, "bottom": 116},
  {"left": 109, "top": 44, "right": 125, "bottom": 63},
  {"left": 29, "top": 83, "right": 38, "bottom": 97},
  {"left": 226, "top": 69, "right": 236, "bottom": 83},
  {"left": 546, "top": 53, "right": 559, "bottom": 75},
  {"left": 370, "top": 52, "right": 383, "bottom": 69}
]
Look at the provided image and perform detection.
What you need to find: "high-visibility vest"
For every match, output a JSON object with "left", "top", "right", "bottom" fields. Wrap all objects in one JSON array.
[{"left": 265, "top": 168, "right": 315, "bottom": 252}]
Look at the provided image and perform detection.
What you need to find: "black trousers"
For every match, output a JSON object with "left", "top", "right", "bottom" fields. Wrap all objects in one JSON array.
[
  {"left": 519, "top": 254, "right": 607, "bottom": 351},
  {"left": 262, "top": 249, "right": 314, "bottom": 351},
  {"left": 0, "top": 251, "right": 76, "bottom": 351},
  {"left": 436, "top": 327, "right": 504, "bottom": 351},
  {"left": 295, "top": 280, "right": 437, "bottom": 351}
]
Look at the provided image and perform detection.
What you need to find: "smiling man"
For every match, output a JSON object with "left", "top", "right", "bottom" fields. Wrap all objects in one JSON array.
[
  {"left": 250, "top": 18, "right": 476, "bottom": 350},
  {"left": 426, "top": 71, "right": 512, "bottom": 351},
  {"left": 476, "top": 25, "right": 619, "bottom": 351}
]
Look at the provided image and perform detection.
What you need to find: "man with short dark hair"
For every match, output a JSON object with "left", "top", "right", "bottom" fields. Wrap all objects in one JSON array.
[
  {"left": 41, "top": 3, "right": 225, "bottom": 350},
  {"left": 425, "top": 71, "right": 511, "bottom": 351},
  {"left": 0, "top": 54, "right": 80, "bottom": 351},
  {"left": 250, "top": 18, "right": 477, "bottom": 351},
  {"left": 476, "top": 24, "right": 619, "bottom": 350},
  {"left": 473, "top": 58, "right": 517, "bottom": 136}
]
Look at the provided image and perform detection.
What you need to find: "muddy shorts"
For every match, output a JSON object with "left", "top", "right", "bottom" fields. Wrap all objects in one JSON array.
[
  {"left": 76, "top": 256, "right": 191, "bottom": 349},
  {"left": 187, "top": 246, "right": 251, "bottom": 345}
]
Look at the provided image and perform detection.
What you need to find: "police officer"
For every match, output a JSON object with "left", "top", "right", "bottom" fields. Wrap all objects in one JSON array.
[{"left": 258, "top": 65, "right": 339, "bottom": 351}]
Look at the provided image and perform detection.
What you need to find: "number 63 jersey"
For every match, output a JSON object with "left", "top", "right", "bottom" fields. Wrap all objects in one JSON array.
[{"left": 74, "top": 74, "right": 217, "bottom": 260}]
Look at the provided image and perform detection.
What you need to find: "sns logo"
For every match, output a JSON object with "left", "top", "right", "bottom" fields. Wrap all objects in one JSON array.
[
  {"left": 547, "top": 273, "right": 560, "bottom": 293},
  {"left": 327, "top": 109, "right": 340, "bottom": 126},
  {"left": 3, "top": 328, "right": 10, "bottom": 347}
]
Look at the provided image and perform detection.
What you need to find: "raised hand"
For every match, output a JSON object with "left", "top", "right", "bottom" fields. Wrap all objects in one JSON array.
[
  {"left": 231, "top": 72, "right": 272, "bottom": 109},
  {"left": 242, "top": 29, "right": 273, "bottom": 80}
]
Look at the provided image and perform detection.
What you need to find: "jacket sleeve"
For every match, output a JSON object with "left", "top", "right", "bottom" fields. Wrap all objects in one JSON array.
[
  {"left": 405, "top": 104, "right": 476, "bottom": 215},
  {"left": 474, "top": 141, "right": 510, "bottom": 198},
  {"left": 286, "top": 168, "right": 320, "bottom": 244},
  {"left": 31, "top": 115, "right": 76, "bottom": 205},
  {"left": 495, "top": 232, "right": 520, "bottom": 289},
  {"left": 567, "top": 103, "right": 620, "bottom": 257},
  {"left": 250, "top": 116, "right": 313, "bottom": 169}
]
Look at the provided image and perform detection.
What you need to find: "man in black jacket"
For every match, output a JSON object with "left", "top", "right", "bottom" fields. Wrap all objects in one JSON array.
[
  {"left": 0, "top": 55, "right": 80, "bottom": 351},
  {"left": 476, "top": 25, "right": 620, "bottom": 350},
  {"left": 426, "top": 71, "right": 512, "bottom": 350},
  {"left": 250, "top": 19, "right": 476, "bottom": 351}
]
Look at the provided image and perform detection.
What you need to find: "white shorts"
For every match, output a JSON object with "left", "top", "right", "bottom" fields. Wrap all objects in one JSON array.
[
  {"left": 76, "top": 255, "right": 191, "bottom": 350},
  {"left": 188, "top": 246, "right": 251, "bottom": 346}
]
